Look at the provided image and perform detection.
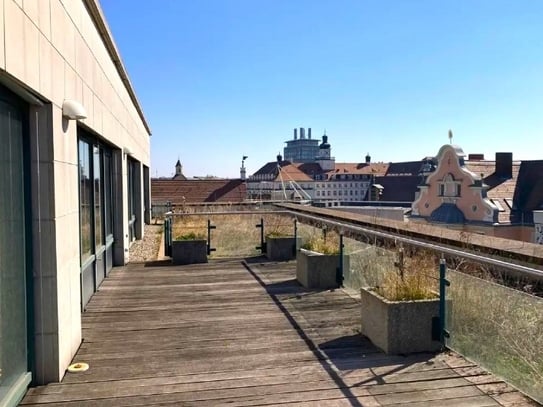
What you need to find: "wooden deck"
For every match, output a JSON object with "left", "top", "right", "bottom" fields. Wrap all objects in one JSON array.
[{"left": 21, "top": 259, "right": 536, "bottom": 406}]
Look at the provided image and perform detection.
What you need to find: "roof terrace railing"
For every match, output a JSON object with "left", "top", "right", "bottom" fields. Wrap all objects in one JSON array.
[{"left": 164, "top": 206, "right": 543, "bottom": 403}]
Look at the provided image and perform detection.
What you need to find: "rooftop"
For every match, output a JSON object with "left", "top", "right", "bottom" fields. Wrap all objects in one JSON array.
[{"left": 21, "top": 259, "right": 535, "bottom": 406}]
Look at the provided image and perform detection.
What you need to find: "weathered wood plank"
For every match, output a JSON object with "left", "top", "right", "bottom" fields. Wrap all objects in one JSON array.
[{"left": 20, "top": 260, "right": 535, "bottom": 406}]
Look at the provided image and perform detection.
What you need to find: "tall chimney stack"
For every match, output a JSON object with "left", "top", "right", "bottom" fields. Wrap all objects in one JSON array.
[
  {"left": 300, "top": 127, "right": 305, "bottom": 139},
  {"left": 495, "top": 152, "right": 513, "bottom": 179},
  {"left": 308, "top": 128, "right": 312, "bottom": 139},
  {"left": 293, "top": 128, "right": 297, "bottom": 140}
]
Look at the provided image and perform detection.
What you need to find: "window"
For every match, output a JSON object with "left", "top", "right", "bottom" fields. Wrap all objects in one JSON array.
[
  {"left": 78, "top": 134, "right": 114, "bottom": 263},
  {"left": 127, "top": 158, "right": 137, "bottom": 242},
  {"left": 79, "top": 140, "right": 93, "bottom": 262},
  {"left": 439, "top": 173, "right": 461, "bottom": 197},
  {"left": 93, "top": 146, "right": 103, "bottom": 248}
]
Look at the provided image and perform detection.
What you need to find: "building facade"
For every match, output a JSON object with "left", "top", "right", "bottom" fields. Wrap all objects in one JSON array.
[
  {"left": 283, "top": 127, "right": 320, "bottom": 163},
  {"left": 0, "top": 1, "right": 151, "bottom": 404}
]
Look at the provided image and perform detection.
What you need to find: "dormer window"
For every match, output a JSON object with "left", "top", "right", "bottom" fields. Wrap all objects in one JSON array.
[{"left": 438, "top": 173, "right": 461, "bottom": 197}]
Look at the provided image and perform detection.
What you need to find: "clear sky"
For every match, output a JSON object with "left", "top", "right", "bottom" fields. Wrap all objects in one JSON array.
[{"left": 101, "top": 0, "right": 543, "bottom": 179}]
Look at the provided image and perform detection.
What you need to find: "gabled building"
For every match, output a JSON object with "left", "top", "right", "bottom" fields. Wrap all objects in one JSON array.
[
  {"left": 247, "top": 155, "right": 314, "bottom": 201},
  {"left": 410, "top": 144, "right": 543, "bottom": 242}
]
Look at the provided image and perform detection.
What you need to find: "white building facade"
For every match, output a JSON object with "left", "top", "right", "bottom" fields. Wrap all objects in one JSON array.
[{"left": 0, "top": 1, "right": 151, "bottom": 404}]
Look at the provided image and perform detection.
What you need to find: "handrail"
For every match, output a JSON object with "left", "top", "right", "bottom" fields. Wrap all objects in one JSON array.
[
  {"left": 164, "top": 208, "right": 543, "bottom": 280},
  {"left": 286, "top": 210, "right": 543, "bottom": 280}
]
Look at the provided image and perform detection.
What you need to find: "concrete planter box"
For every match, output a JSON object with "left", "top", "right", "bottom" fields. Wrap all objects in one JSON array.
[
  {"left": 296, "top": 248, "right": 349, "bottom": 289},
  {"left": 171, "top": 240, "right": 208, "bottom": 265},
  {"left": 265, "top": 236, "right": 301, "bottom": 261},
  {"left": 360, "top": 287, "right": 441, "bottom": 355}
]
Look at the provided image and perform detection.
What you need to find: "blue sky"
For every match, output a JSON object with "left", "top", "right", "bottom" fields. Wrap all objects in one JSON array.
[{"left": 101, "top": 0, "right": 543, "bottom": 178}]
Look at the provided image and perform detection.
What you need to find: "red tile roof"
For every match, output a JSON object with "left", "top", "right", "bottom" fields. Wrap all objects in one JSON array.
[{"left": 151, "top": 179, "right": 246, "bottom": 204}]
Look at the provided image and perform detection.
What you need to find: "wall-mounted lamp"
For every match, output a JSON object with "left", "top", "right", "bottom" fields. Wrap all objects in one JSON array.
[
  {"left": 123, "top": 147, "right": 134, "bottom": 157},
  {"left": 62, "top": 99, "right": 87, "bottom": 120}
]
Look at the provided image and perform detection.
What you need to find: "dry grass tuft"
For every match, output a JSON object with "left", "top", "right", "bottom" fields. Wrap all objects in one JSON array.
[
  {"left": 375, "top": 251, "right": 438, "bottom": 301},
  {"left": 302, "top": 231, "right": 340, "bottom": 255}
]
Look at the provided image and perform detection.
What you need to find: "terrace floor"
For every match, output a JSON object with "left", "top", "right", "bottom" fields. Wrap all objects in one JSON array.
[{"left": 21, "top": 259, "right": 536, "bottom": 406}]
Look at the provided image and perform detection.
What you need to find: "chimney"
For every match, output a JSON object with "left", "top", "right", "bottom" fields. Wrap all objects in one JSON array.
[
  {"left": 308, "top": 128, "right": 312, "bottom": 139},
  {"left": 495, "top": 152, "right": 513, "bottom": 179},
  {"left": 468, "top": 153, "right": 485, "bottom": 161},
  {"left": 300, "top": 127, "right": 305, "bottom": 139},
  {"left": 293, "top": 128, "right": 297, "bottom": 140},
  {"left": 365, "top": 153, "right": 371, "bottom": 164}
]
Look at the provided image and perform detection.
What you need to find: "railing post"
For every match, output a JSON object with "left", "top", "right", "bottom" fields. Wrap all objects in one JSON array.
[
  {"left": 255, "top": 217, "right": 265, "bottom": 253},
  {"left": 207, "top": 219, "right": 216, "bottom": 255},
  {"left": 439, "top": 258, "right": 450, "bottom": 345},
  {"left": 337, "top": 233, "right": 344, "bottom": 287},
  {"left": 293, "top": 218, "right": 298, "bottom": 254},
  {"left": 164, "top": 217, "right": 172, "bottom": 257}
]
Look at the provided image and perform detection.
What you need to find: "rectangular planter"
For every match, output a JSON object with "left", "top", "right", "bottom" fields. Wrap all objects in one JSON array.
[
  {"left": 296, "top": 248, "right": 349, "bottom": 289},
  {"left": 360, "top": 287, "right": 441, "bottom": 355},
  {"left": 171, "top": 240, "right": 208, "bottom": 265},
  {"left": 266, "top": 236, "right": 301, "bottom": 261}
]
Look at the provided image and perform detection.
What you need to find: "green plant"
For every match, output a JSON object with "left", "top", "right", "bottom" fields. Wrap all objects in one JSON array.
[{"left": 375, "top": 249, "right": 438, "bottom": 301}]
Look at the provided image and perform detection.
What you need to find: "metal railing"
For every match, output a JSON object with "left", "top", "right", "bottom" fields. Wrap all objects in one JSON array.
[{"left": 161, "top": 207, "right": 542, "bottom": 403}]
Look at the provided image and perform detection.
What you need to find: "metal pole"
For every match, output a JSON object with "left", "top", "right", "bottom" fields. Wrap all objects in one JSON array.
[
  {"left": 207, "top": 219, "right": 216, "bottom": 255},
  {"left": 255, "top": 217, "right": 265, "bottom": 253},
  {"left": 294, "top": 218, "right": 298, "bottom": 253},
  {"left": 439, "top": 258, "right": 450, "bottom": 345},
  {"left": 337, "top": 233, "right": 344, "bottom": 287}
]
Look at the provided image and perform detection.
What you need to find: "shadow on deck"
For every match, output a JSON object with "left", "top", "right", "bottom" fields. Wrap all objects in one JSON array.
[{"left": 20, "top": 258, "right": 535, "bottom": 406}]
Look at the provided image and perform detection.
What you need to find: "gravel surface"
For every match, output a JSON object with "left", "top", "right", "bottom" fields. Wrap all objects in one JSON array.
[{"left": 128, "top": 223, "right": 164, "bottom": 263}]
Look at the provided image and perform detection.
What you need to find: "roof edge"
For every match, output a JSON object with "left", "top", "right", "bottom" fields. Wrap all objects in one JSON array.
[{"left": 83, "top": 0, "right": 152, "bottom": 136}]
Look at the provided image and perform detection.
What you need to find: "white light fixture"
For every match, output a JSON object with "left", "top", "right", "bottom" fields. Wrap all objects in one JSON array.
[
  {"left": 62, "top": 99, "right": 87, "bottom": 120},
  {"left": 123, "top": 147, "right": 134, "bottom": 157}
]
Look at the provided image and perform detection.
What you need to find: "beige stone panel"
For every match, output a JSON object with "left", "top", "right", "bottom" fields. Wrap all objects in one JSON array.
[
  {"left": 22, "top": 0, "right": 39, "bottom": 22},
  {"left": 12, "top": 0, "right": 21, "bottom": 7},
  {"left": 39, "top": 33, "right": 53, "bottom": 100},
  {"left": 64, "top": 62, "right": 76, "bottom": 99},
  {"left": 52, "top": 104, "right": 78, "bottom": 164},
  {"left": 55, "top": 256, "right": 80, "bottom": 381},
  {"left": 50, "top": 0, "right": 74, "bottom": 66},
  {"left": 50, "top": 48, "right": 65, "bottom": 106},
  {"left": 60, "top": 0, "right": 80, "bottom": 30},
  {"left": 50, "top": 0, "right": 66, "bottom": 56},
  {"left": 74, "top": 73, "right": 83, "bottom": 107},
  {"left": 101, "top": 109, "right": 113, "bottom": 140},
  {"left": 38, "top": 0, "right": 51, "bottom": 39},
  {"left": 24, "top": 16, "right": 40, "bottom": 90},
  {"left": 0, "top": 0, "right": 4, "bottom": 69},
  {"left": 77, "top": 4, "right": 93, "bottom": 49},
  {"left": 75, "top": 34, "right": 93, "bottom": 86},
  {"left": 5, "top": 0, "right": 25, "bottom": 80},
  {"left": 53, "top": 161, "right": 78, "bottom": 219},
  {"left": 92, "top": 93, "right": 103, "bottom": 134},
  {"left": 92, "top": 64, "right": 103, "bottom": 100},
  {"left": 81, "top": 82, "right": 94, "bottom": 128}
]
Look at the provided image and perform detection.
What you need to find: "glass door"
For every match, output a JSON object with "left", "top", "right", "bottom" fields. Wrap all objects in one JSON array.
[{"left": 0, "top": 98, "right": 31, "bottom": 404}]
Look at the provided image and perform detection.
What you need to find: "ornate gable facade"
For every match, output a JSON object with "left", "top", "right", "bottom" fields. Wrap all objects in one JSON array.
[{"left": 412, "top": 145, "right": 498, "bottom": 224}]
